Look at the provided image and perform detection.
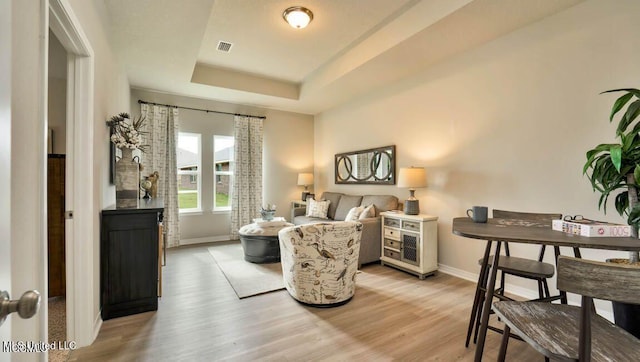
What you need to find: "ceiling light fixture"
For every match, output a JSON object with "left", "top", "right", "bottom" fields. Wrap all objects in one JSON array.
[{"left": 283, "top": 6, "right": 313, "bottom": 29}]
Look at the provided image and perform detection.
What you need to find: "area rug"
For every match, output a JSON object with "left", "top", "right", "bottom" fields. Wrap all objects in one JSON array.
[{"left": 208, "top": 243, "right": 285, "bottom": 299}]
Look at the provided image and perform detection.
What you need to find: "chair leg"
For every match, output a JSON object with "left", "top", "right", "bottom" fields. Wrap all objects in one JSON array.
[
  {"left": 537, "top": 280, "right": 544, "bottom": 299},
  {"left": 466, "top": 269, "right": 486, "bottom": 347},
  {"left": 542, "top": 279, "right": 550, "bottom": 299},
  {"left": 473, "top": 264, "right": 492, "bottom": 344},
  {"left": 467, "top": 240, "right": 492, "bottom": 347},
  {"left": 497, "top": 324, "right": 510, "bottom": 362}
]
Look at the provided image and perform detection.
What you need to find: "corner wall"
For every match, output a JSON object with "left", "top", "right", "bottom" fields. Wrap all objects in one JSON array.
[
  {"left": 314, "top": 0, "right": 640, "bottom": 300},
  {"left": 130, "top": 89, "right": 314, "bottom": 242}
]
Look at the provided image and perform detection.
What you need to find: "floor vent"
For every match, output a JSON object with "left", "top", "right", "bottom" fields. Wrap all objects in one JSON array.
[{"left": 217, "top": 41, "right": 233, "bottom": 52}]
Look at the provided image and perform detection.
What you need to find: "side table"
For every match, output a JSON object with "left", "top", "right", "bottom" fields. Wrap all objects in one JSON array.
[{"left": 238, "top": 217, "right": 293, "bottom": 263}]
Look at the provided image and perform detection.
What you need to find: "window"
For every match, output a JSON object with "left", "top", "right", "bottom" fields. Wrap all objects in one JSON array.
[
  {"left": 213, "top": 135, "right": 234, "bottom": 211},
  {"left": 177, "top": 132, "right": 201, "bottom": 211}
]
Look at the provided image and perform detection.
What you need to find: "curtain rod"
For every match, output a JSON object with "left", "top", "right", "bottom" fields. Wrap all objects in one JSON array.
[{"left": 137, "top": 100, "right": 266, "bottom": 119}]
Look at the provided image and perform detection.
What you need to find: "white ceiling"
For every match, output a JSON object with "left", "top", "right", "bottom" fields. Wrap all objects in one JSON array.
[{"left": 103, "top": 0, "right": 584, "bottom": 115}]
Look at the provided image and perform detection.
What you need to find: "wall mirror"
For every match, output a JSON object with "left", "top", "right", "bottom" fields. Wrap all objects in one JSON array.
[{"left": 335, "top": 145, "right": 395, "bottom": 184}]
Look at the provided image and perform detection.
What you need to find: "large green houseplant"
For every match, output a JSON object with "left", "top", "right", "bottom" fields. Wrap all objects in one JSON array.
[{"left": 583, "top": 87, "right": 640, "bottom": 338}]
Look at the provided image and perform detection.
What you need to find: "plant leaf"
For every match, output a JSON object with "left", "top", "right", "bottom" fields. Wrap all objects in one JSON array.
[
  {"left": 610, "top": 92, "right": 634, "bottom": 123},
  {"left": 601, "top": 88, "right": 640, "bottom": 98},
  {"left": 611, "top": 145, "right": 623, "bottom": 173}
]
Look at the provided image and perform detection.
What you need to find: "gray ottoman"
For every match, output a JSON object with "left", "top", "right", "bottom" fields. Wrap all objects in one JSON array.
[{"left": 238, "top": 219, "right": 293, "bottom": 263}]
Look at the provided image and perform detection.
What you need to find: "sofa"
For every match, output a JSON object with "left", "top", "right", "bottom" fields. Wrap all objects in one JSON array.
[{"left": 292, "top": 191, "right": 400, "bottom": 266}]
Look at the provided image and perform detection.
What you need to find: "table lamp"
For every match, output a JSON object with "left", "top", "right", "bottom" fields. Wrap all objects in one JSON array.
[
  {"left": 297, "top": 172, "right": 314, "bottom": 201},
  {"left": 397, "top": 167, "right": 426, "bottom": 215}
]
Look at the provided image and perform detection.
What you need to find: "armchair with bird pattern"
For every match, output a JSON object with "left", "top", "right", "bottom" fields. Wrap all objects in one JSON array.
[{"left": 278, "top": 221, "right": 363, "bottom": 307}]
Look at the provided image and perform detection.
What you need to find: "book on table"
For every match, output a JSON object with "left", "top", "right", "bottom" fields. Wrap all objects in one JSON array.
[{"left": 552, "top": 219, "right": 631, "bottom": 237}]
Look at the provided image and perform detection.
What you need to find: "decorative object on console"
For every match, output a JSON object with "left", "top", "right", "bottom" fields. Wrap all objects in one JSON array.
[
  {"left": 282, "top": 6, "right": 313, "bottom": 29},
  {"left": 107, "top": 112, "right": 147, "bottom": 208},
  {"left": 140, "top": 176, "right": 152, "bottom": 199},
  {"left": 297, "top": 172, "right": 314, "bottom": 201},
  {"left": 335, "top": 145, "right": 395, "bottom": 185},
  {"left": 260, "top": 204, "right": 277, "bottom": 221},
  {"left": 147, "top": 171, "right": 159, "bottom": 198},
  {"left": 397, "top": 167, "right": 427, "bottom": 215}
]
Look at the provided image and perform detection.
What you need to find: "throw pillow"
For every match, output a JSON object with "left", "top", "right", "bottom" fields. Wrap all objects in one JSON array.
[
  {"left": 306, "top": 199, "right": 330, "bottom": 219},
  {"left": 359, "top": 204, "right": 376, "bottom": 219},
  {"left": 345, "top": 206, "right": 365, "bottom": 221}
]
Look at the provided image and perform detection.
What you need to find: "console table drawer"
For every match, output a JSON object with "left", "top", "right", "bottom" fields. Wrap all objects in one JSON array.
[
  {"left": 384, "top": 238, "right": 401, "bottom": 250},
  {"left": 384, "top": 228, "right": 400, "bottom": 240},
  {"left": 384, "top": 217, "right": 400, "bottom": 228},
  {"left": 384, "top": 248, "right": 401, "bottom": 260},
  {"left": 403, "top": 220, "right": 421, "bottom": 232}
]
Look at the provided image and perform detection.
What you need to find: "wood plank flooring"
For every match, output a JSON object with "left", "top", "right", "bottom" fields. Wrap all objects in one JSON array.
[{"left": 69, "top": 242, "right": 541, "bottom": 361}]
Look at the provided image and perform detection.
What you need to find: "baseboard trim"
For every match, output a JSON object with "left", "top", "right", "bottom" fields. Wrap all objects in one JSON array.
[
  {"left": 93, "top": 312, "right": 102, "bottom": 343},
  {"left": 437, "top": 263, "right": 478, "bottom": 283},
  {"left": 180, "top": 235, "right": 231, "bottom": 245}
]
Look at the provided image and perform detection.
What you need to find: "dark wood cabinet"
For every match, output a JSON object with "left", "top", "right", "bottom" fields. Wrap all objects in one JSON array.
[{"left": 101, "top": 199, "right": 164, "bottom": 320}]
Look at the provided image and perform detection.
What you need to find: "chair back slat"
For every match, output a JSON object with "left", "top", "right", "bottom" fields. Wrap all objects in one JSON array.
[{"left": 557, "top": 256, "right": 640, "bottom": 304}]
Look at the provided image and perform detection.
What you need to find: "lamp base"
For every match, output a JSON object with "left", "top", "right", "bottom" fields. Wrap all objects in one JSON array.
[
  {"left": 404, "top": 199, "right": 419, "bottom": 215},
  {"left": 301, "top": 191, "right": 310, "bottom": 201}
]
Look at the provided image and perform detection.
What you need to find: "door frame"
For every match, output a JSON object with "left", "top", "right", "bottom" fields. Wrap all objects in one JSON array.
[{"left": 49, "top": 0, "right": 97, "bottom": 347}]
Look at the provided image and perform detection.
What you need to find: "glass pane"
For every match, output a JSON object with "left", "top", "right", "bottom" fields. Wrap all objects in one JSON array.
[
  {"left": 214, "top": 135, "right": 234, "bottom": 172},
  {"left": 178, "top": 133, "right": 200, "bottom": 174},
  {"left": 215, "top": 174, "right": 231, "bottom": 208},
  {"left": 178, "top": 174, "right": 199, "bottom": 209}
]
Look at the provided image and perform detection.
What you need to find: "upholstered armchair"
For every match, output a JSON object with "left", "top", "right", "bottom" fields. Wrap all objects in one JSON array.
[{"left": 278, "top": 221, "right": 363, "bottom": 307}]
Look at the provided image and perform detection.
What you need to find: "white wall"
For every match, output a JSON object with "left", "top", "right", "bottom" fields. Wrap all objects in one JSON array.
[
  {"left": 314, "top": 0, "right": 640, "bottom": 302},
  {"left": 48, "top": 30, "right": 66, "bottom": 155},
  {"left": 130, "top": 89, "right": 314, "bottom": 242},
  {"left": 67, "top": 0, "right": 131, "bottom": 332}
]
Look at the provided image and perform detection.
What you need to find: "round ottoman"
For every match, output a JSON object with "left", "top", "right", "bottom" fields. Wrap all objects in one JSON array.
[{"left": 238, "top": 219, "right": 293, "bottom": 263}]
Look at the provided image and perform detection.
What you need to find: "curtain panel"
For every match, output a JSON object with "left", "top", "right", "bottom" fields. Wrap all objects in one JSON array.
[
  {"left": 140, "top": 104, "right": 181, "bottom": 247},
  {"left": 230, "top": 115, "right": 264, "bottom": 239}
]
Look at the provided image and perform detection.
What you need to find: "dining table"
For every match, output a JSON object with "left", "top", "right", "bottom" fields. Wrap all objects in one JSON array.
[{"left": 452, "top": 217, "right": 640, "bottom": 361}]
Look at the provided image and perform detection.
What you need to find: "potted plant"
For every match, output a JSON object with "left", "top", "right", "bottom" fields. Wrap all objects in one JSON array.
[{"left": 583, "top": 87, "right": 640, "bottom": 338}]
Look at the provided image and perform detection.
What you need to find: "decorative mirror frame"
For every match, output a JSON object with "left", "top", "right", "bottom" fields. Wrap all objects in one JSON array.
[{"left": 334, "top": 145, "right": 396, "bottom": 184}]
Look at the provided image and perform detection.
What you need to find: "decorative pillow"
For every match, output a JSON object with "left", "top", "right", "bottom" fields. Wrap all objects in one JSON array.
[
  {"left": 345, "top": 206, "right": 365, "bottom": 221},
  {"left": 306, "top": 199, "right": 330, "bottom": 219},
  {"left": 359, "top": 204, "right": 376, "bottom": 219}
]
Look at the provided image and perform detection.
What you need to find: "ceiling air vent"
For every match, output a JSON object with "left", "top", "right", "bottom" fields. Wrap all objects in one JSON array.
[{"left": 217, "top": 41, "right": 233, "bottom": 53}]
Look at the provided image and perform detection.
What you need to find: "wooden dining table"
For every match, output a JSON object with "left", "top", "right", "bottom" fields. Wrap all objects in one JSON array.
[{"left": 452, "top": 217, "right": 640, "bottom": 361}]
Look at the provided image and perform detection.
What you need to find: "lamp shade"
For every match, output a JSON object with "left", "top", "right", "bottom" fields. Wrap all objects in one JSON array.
[
  {"left": 397, "top": 167, "right": 426, "bottom": 189},
  {"left": 283, "top": 6, "right": 313, "bottom": 29},
  {"left": 297, "top": 173, "right": 314, "bottom": 186}
]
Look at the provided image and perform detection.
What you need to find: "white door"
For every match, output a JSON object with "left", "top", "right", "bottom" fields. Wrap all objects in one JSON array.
[
  {"left": 1, "top": 1, "right": 48, "bottom": 360},
  {"left": 0, "top": 0, "right": 13, "bottom": 352}
]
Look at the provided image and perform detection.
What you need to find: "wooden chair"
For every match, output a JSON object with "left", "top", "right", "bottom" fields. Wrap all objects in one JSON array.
[
  {"left": 466, "top": 210, "right": 562, "bottom": 347},
  {"left": 494, "top": 256, "right": 640, "bottom": 361}
]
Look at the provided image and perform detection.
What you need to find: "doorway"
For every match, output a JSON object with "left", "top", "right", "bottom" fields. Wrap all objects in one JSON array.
[{"left": 47, "top": 28, "right": 68, "bottom": 361}]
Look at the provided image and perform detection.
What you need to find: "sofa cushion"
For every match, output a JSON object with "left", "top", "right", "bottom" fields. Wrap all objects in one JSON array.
[
  {"left": 334, "top": 195, "right": 364, "bottom": 221},
  {"left": 360, "top": 204, "right": 376, "bottom": 219},
  {"left": 361, "top": 195, "right": 398, "bottom": 216},
  {"left": 306, "top": 199, "right": 330, "bottom": 219},
  {"left": 320, "top": 192, "right": 343, "bottom": 220},
  {"left": 345, "top": 206, "right": 365, "bottom": 221},
  {"left": 293, "top": 216, "right": 327, "bottom": 226}
]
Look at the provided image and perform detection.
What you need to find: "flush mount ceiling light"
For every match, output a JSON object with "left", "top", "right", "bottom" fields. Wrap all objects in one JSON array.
[{"left": 283, "top": 6, "right": 313, "bottom": 29}]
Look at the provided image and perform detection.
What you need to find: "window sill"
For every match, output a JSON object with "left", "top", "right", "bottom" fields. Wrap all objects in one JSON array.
[
  {"left": 212, "top": 209, "right": 231, "bottom": 214},
  {"left": 179, "top": 209, "right": 203, "bottom": 216}
]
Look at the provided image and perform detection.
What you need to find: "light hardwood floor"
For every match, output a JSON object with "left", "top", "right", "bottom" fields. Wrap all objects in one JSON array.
[{"left": 69, "top": 242, "right": 541, "bottom": 361}]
